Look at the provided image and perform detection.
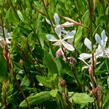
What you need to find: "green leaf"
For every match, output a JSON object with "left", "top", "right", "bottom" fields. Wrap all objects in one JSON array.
[
  {"left": 72, "top": 93, "right": 94, "bottom": 105},
  {"left": 82, "top": 10, "right": 90, "bottom": 27},
  {"left": 43, "top": 53, "right": 58, "bottom": 74},
  {"left": 36, "top": 74, "right": 57, "bottom": 88},
  {"left": 74, "top": 27, "right": 83, "bottom": 49},
  {"left": 19, "top": 91, "right": 53, "bottom": 108},
  {"left": 103, "top": 91, "right": 109, "bottom": 108},
  {"left": 36, "top": 75, "right": 51, "bottom": 88},
  {"left": 50, "top": 89, "right": 58, "bottom": 97},
  {"left": 21, "top": 75, "right": 30, "bottom": 87},
  {"left": 5, "top": 7, "right": 19, "bottom": 24},
  {"left": 61, "top": 61, "right": 73, "bottom": 77}
]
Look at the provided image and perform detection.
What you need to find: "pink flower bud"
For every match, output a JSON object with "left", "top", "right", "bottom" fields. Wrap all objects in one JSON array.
[
  {"left": 59, "top": 79, "right": 66, "bottom": 87},
  {"left": 7, "top": 53, "right": 11, "bottom": 69},
  {"left": 56, "top": 48, "right": 62, "bottom": 58},
  {"left": 88, "top": 65, "right": 93, "bottom": 75}
]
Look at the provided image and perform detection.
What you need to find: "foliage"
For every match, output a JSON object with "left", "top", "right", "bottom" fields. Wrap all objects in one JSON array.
[{"left": 0, "top": 0, "right": 109, "bottom": 109}]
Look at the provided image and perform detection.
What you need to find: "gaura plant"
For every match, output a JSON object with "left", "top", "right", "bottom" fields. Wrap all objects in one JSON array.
[{"left": 78, "top": 30, "right": 109, "bottom": 109}]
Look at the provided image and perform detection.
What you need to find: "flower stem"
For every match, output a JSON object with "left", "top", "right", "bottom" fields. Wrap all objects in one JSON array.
[{"left": 87, "top": 0, "right": 103, "bottom": 109}]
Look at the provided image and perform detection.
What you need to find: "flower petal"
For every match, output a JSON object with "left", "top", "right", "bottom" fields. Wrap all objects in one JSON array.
[
  {"left": 62, "top": 41, "right": 74, "bottom": 51},
  {"left": 55, "top": 25, "right": 61, "bottom": 38},
  {"left": 61, "top": 29, "right": 67, "bottom": 34},
  {"left": 6, "top": 38, "right": 11, "bottom": 44},
  {"left": 64, "top": 30, "right": 76, "bottom": 40},
  {"left": 53, "top": 41, "right": 61, "bottom": 46},
  {"left": 101, "top": 30, "right": 107, "bottom": 42},
  {"left": 105, "top": 48, "right": 109, "bottom": 57},
  {"left": 54, "top": 13, "right": 60, "bottom": 25},
  {"left": 79, "top": 53, "right": 92, "bottom": 60},
  {"left": 101, "top": 30, "right": 107, "bottom": 48},
  {"left": 95, "top": 33, "right": 101, "bottom": 45},
  {"left": 61, "top": 22, "right": 74, "bottom": 27},
  {"left": 84, "top": 38, "right": 92, "bottom": 50},
  {"left": 96, "top": 48, "right": 103, "bottom": 58},
  {"left": 46, "top": 34, "right": 58, "bottom": 42}
]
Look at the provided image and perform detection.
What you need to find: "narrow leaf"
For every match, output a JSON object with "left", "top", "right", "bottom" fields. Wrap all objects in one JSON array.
[{"left": 17, "top": 10, "right": 24, "bottom": 22}]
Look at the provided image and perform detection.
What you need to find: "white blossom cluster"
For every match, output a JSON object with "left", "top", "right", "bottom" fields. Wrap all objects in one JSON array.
[
  {"left": 46, "top": 13, "right": 76, "bottom": 52},
  {"left": 79, "top": 30, "right": 109, "bottom": 67},
  {"left": 46, "top": 13, "right": 109, "bottom": 66}
]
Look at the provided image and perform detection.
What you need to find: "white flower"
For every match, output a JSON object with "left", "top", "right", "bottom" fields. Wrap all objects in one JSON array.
[
  {"left": 79, "top": 30, "right": 109, "bottom": 66},
  {"left": 95, "top": 30, "right": 109, "bottom": 58},
  {"left": 84, "top": 38, "right": 92, "bottom": 51},
  {"left": 46, "top": 30, "right": 76, "bottom": 51},
  {"left": 54, "top": 13, "right": 60, "bottom": 25},
  {"left": 79, "top": 37, "right": 92, "bottom": 66},
  {"left": 46, "top": 13, "right": 61, "bottom": 27},
  {"left": 46, "top": 13, "right": 76, "bottom": 51},
  {"left": 46, "top": 13, "right": 74, "bottom": 29}
]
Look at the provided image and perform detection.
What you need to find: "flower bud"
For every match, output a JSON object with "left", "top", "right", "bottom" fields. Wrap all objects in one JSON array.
[
  {"left": 59, "top": 79, "right": 66, "bottom": 87},
  {"left": 56, "top": 48, "right": 62, "bottom": 58},
  {"left": 7, "top": 53, "right": 11, "bottom": 69},
  {"left": 88, "top": 65, "right": 93, "bottom": 75},
  {"left": 92, "top": 86, "right": 99, "bottom": 96}
]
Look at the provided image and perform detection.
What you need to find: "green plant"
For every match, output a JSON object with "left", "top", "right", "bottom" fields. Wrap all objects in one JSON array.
[{"left": 0, "top": 0, "right": 109, "bottom": 109}]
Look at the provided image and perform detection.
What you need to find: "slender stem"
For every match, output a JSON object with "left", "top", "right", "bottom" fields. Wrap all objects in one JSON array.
[
  {"left": 87, "top": 0, "right": 97, "bottom": 87},
  {"left": 87, "top": 1, "right": 103, "bottom": 109},
  {"left": 40, "top": 0, "right": 54, "bottom": 31},
  {"left": 87, "top": 0, "right": 95, "bottom": 70}
]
